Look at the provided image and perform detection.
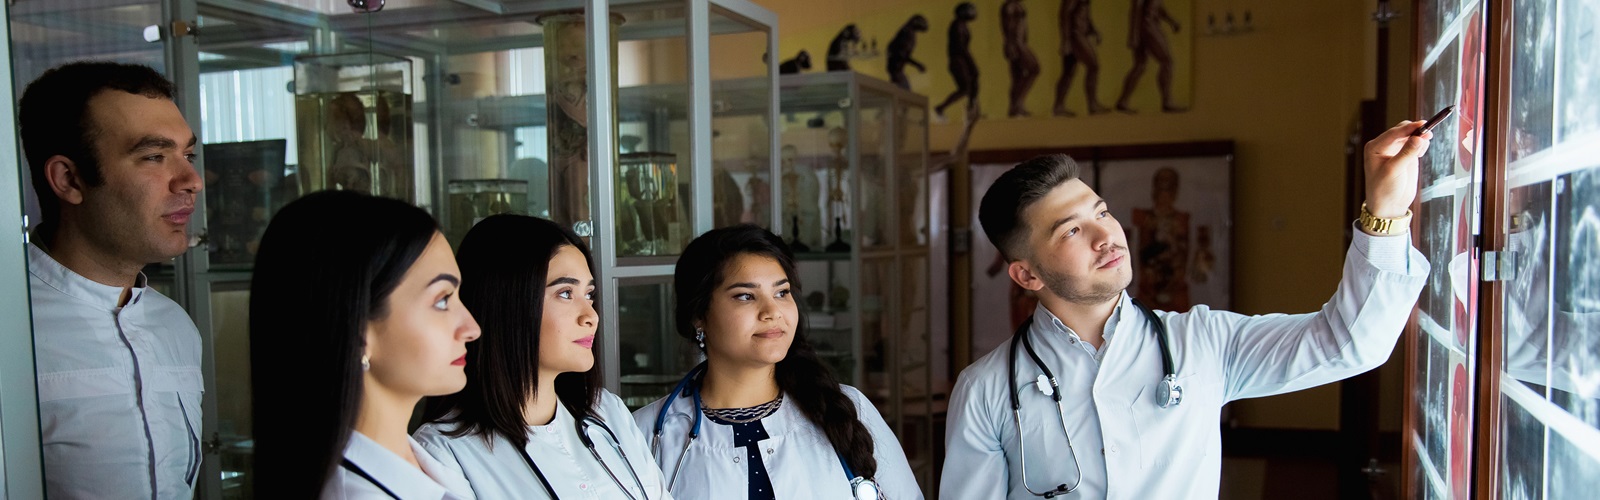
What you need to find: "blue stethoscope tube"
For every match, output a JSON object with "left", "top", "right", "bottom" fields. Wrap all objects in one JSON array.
[
  {"left": 651, "top": 363, "right": 706, "bottom": 490},
  {"left": 651, "top": 362, "right": 879, "bottom": 498}
]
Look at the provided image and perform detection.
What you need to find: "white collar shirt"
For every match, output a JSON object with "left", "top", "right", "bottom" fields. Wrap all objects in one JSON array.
[
  {"left": 633, "top": 384, "right": 924, "bottom": 500},
  {"left": 940, "top": 228, "right": 1428, "bottom": 499},
  {"left": 324, "top": 431, "right": 474, "bottom": 500},
  {"left": 28, "top": 243, "right": 204, "bottom": 499},
  {"left": 415, "top": 389, "right": 671, "bottom": 500}
]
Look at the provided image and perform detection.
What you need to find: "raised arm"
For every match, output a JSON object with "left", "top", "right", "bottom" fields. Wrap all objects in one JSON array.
[{"left": 1208, "top": 120, "right": 1434, "bottom": 400}]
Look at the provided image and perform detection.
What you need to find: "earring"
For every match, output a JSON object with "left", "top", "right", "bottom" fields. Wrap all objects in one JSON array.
[
  {"left": 695, "top": 328, "right": 705, "bottom": 350},
  {"left": 361, "top": 354, "right": 370, "bottom": 372}
]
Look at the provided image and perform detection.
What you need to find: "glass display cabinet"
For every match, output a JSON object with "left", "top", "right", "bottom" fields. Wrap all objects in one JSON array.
[
  {"left": 776, "top": 71, "right": 934, "bottom": 493},
  {"left": 4, "top": 0, "right": 777, "bottom": 497},
  {"left": 0, "top": 15, "right": 40, "bottom": 500}
]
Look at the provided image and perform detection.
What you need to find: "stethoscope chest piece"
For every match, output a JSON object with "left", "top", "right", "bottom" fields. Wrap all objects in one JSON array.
[
  {"left": 850, "top": 476, "right": 882, "bottom": 500},
  {"left": 1034, "top": 374, "right": 1054, "bottom": 397},
  {"left": 1156, "top": 374, "right": 1183, "bottom": 408}
]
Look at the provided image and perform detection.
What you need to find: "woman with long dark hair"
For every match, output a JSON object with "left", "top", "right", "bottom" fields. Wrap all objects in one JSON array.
[
  {"left": 415, "top": 214, "right": 670, "bottom": 499},
  {"left": 633, "top": 225, "right": 921, "bottom": 499},
  {"left": 250, "top": 190, "right": 481, "bottom": 498}
]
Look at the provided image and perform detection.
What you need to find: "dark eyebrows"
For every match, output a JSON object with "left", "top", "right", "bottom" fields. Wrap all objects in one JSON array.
[
  {"left": 428, "top": 274, "right": 460, "bottom": 287},
  {"left": 724, "top": 278, "right": 790, "bottom": 291},
  {"left": 1048, "top": 199, "right": 1107, "bottom": 233},
  {"left": 547, "top": 276, "right": 581, "bottom": 287},
  {"left": 128, "top": 135, "right": 197, "bottom": 153},
  {"left": 128, "top": 136, "right": 175, "bottom": 153}
]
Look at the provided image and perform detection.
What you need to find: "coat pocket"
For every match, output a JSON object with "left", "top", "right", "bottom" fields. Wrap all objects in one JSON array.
[
  {"left": 178, "top": 393, "right": 203, "bottom": 486},
  {"left": 1127, "top": 372, "right": 1221, "bottom": 469}
]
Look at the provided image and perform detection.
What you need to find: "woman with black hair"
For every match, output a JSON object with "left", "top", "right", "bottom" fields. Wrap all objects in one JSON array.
[
  {"left": 633, "top": 225, "right": 921, "bottom": 500},
  {"left": 250, "top": 190, "right": 481, "bottom": 499},
  {"left": 415, "top": 214, "right": 670, "bottom": 499}
]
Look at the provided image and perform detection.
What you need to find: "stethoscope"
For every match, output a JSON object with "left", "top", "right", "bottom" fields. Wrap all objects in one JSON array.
[
  {"left": 340, "top": 458, "right": 401, "bottom": 499},
  {"left": 1006, "top": 297, "right": 1179, "bottom": 498},
  {"left": 650, "top": 362, "right": 883, "bottom": 500},
  {"left": 516, "top": 415, "right": 651, "bottom": 500}
]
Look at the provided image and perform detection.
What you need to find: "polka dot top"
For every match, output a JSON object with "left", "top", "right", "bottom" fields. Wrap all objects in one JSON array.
[{"left": 706, "top": 406, "right": 779, "bottom": 500}]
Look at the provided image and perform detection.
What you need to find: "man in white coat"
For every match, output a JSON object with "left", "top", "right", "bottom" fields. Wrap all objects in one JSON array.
[
  {"left": 941, "top": 120, "right": 1433, "bottom": 499},
  {"left": 19, "top": 62, "right": 205, "bottom": 499}
]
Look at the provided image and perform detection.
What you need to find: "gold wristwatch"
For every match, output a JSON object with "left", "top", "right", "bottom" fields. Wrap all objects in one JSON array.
[{"left": 1358, "top": 202, "right": 1412, "bottom": 236}]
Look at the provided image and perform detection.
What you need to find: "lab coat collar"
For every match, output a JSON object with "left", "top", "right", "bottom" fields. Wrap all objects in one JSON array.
[
  {"left": 343, "top": 431, "right": 474, "bottom": 499},
  {"left": 1031, "top": 292, "right": 1132, "bottom": 348},
  {"left": 527, "top": 396, "right": 578, "bottom": 440},
  {"left": 27, "top": 242, "right": 148, "bottom": 312}
]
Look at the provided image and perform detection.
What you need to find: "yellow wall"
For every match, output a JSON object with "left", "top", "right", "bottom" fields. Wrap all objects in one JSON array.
[
  {"left": 745, "top": 0, "right": 1408, "bottom": 430},
  {"left": 761, "top": 0, "right": 1195, "bottom": 117}
]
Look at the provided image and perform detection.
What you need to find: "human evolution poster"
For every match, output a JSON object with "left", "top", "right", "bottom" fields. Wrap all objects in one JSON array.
[{"left": 770, "top": 0, "right": 1194, "bottom": 121}]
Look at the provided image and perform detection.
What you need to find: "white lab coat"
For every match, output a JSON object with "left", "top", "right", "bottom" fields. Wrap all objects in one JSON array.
[
  {"left": 415, "top": 389, "right": 672, "bottom": 500},
  {"left": 633, "top": 384, "right": 923, "bottom": 500},
  {"left": 323, "top": 431, "right": 474, "bottom": 500},
  {"left": 941, "top": 228, "right": 1428, "bottom": 499},
  {"left": 28, "top": 243, "right": 204, "bottom": 499}
]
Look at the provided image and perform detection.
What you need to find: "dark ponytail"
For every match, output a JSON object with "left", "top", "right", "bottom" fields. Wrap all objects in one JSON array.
[
  {"left": 674, "top": 225, "right": 878, "bottom": 479},
  {"left": 775, "top": 337, "right": 878, "bottom": 479}
]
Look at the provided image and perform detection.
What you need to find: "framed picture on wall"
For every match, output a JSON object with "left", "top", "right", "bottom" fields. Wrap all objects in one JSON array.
[{"left": 1097, "top": 146, "right": 1234, "bottom": 312}]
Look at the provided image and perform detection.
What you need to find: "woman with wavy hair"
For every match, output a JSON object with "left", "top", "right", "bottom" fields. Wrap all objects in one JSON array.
[{"left": 634, "top": 225, "right": 921, "bottom": 499}]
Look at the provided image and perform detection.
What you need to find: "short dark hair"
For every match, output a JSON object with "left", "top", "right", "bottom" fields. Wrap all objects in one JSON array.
[
  {"left": 248, "top": 190, "right": 439, "bottom": 497},
  {"left": 422, "top": 214, "right": 602, "bottom": 449},
  {"left": 978, "top": 154, "right": 1084, "bottom": 261},
  {"left": 17, "top": 61, "right": 176, "bottom": 228},
  {"left": 674, "top": 225, "right": 880, "bottom": 480}
]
